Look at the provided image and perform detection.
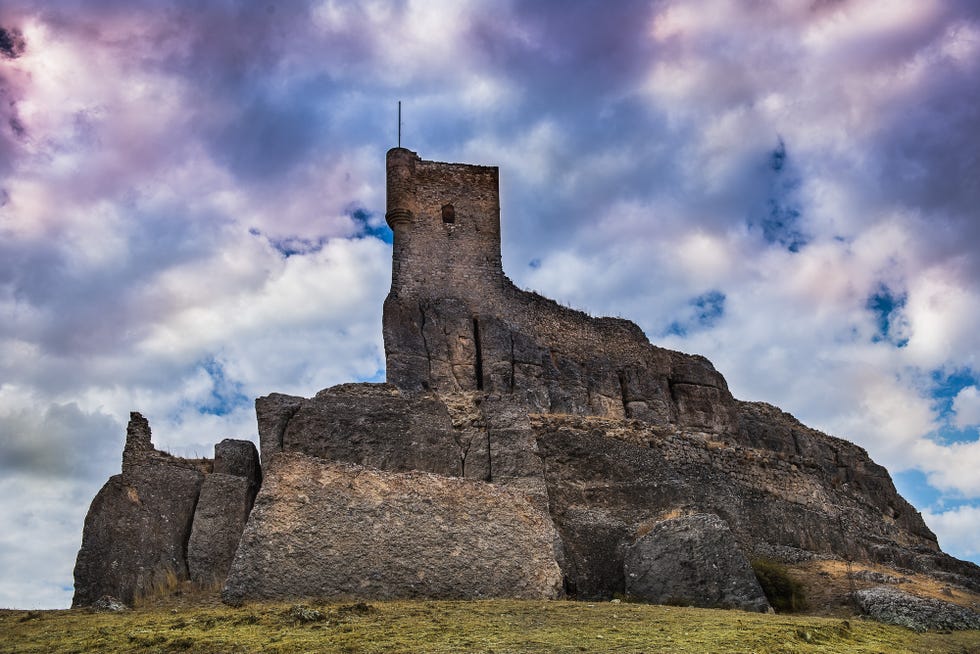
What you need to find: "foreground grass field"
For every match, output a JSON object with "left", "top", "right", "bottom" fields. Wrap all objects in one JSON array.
[{"left": 2, "top": 599, "right": 979, "bottom": 654}]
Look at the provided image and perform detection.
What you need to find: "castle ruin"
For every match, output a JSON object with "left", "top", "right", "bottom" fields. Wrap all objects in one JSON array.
[{"left": 73, "top": 148, "right": 980, "bottom": 613}]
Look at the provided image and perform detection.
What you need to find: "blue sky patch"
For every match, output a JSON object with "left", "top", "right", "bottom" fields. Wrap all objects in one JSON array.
[
  {"left": 930, "top": 368, "right": 977, "bottom": 417},
  {"left": 195, "top": 357, "right": 250, "bottom": 417},
  {"left": 866, "top": 284, "right": 908, "bottom": 347},
  {"left": 928, "top": 367, "right": 980, "bottom": 444},
  {"left": 753, "top": 138, "right": 808, "bottom": 253},
  {"left": 664, "top": 290, "right": 726, "bottom": 337},
  {"left": 349, "top": 207, "right": 393, "bottom": 244},
  {"left": 893, "top": 469, "right": 943, "bottom": 509}
]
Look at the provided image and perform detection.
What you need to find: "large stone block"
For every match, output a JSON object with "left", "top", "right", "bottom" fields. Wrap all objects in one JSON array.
[
  {"left": 280, "top": 383, "right": 462, "bottom": 475},
  {"left": 623, "top": 513, "right": 771, "bottom": 612},
  {"left": 255, "top": 393, "right": 304, "bottom": 461},
  {"left": 187, "top": 474, "right": 255, "bottom": 586},
  {"left": 214, "top": 438, "right": 261, "bottom": 483},
  {"left": 222, "top": 453, "right": 564, "bottom": 604},
  {"left": 856, "top": 586, "right": 980, "bottom": 631},
  {"left": 72, "top": 464, "right": 204, "bottom": 607}
]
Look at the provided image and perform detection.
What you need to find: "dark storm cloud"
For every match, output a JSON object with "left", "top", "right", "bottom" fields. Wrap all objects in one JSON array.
[
  {"left": 0, "top": 403, "right": 120, "bottom": 480},
  {"left": 0, "top": 26, "right": 26, "bottom": 59},
  {"left": 0, "top": 198, "right": 231, "bottom": 372},
  {"left": 206, "top": 88, "right": 323, "bottom": 180}
]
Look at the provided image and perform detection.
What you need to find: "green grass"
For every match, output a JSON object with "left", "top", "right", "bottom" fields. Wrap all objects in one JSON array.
[{"left": 1, "top": 599, "right": 978, "bottom": 653}]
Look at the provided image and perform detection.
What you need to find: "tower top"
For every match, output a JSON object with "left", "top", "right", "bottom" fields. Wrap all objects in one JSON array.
[{"left": 384, "top": 149, "right": 502, "bottom": 298}]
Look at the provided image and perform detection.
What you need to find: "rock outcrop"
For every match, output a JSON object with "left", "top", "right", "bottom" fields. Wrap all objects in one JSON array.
[
  {"left": 187, "top": 440, "right": 260, "bottom": 586},
  {"left": 73, "top": 420, "right": 260, "bottom": 606},
  {"left": 73, "top": 413, "right": 207, "bottom": 607},
  {"left": 73, "top": 148, "right": 980, "bottom": 615},
  {"left": 222, "top": 453, "right": 564, "bottom": 605},
  {"left": 623, "top": 513, "right": 770, "bottom": 612},
  {"left": 855, "top": 586, "right": 980, "bottom": 632}
]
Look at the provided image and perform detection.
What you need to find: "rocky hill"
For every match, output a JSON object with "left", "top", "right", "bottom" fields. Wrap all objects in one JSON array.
[{"left": 73, "top": 149, "right": 980, "bottom": 624}]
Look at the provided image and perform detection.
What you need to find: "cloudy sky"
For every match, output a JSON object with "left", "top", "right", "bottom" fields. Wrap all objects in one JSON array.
[{"left": 1, "top": 0, "right": 979, "bottom": 609}]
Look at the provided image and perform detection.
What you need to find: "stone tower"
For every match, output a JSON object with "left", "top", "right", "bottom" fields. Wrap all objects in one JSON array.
[
  {"left": 385, "top": 147, "right": 504, "bottom": 297},
  {"left": 382, "top": 147, "right": 738, "bottom": 433}
]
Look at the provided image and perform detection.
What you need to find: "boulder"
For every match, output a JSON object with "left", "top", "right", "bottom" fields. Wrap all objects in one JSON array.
[
  {"left": 855, "top": 586, "right": 980, "bottom": 632},
  {"left": 90, "top": 595, "right": 127, "bottom": 612},
  {"left": 187, "top": 474, "right": 254, "bottom": 586},
  {"left": 222, "top": 453, "right": 563, "bottom": 605},
  {"left": 269, "top": 383, "right": 463, "bottom": 476},
  {"left": 623, "top": 513, "right": 770, "bottom": 612}
]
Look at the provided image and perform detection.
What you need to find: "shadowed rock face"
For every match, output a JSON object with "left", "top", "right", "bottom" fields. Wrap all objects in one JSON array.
[
  {"left": 73, "top": 414, "right": 206, "bottom": 607},
  {"left": 623, "top": 514, "right": 771, "bottom": 612},
  {"left": 187, "top": 439, "right": 261, "bottom": 586},
  {"left": 72, "top": 468, "right": 204, "bottom": 607},
  {"left": 221, "top": 453, "right": 564, "bottom": 605},
  {"left": 72, "top": 419, "right": 261, "bottom": 606}
]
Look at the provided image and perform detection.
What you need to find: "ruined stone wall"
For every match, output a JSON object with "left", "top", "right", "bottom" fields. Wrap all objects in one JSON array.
[
  {"left": 74, "top": 148, "right": 980, "bottom": 609},
  {"left": 383, "top": 148, "right": 734, "bottom": 433},
  {"left": 73, "top": 415, "right": 260, "bottom": 606}
]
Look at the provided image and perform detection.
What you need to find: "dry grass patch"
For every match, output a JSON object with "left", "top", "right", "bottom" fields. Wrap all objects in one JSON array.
[{"left": 787, "top": 559, "right": 980, "bottom": 617}]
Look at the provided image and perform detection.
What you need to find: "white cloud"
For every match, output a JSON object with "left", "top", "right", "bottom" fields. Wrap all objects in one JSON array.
[
  {"left": 921, "top": 504, "right": 980, "bottom": 560},
  {"left": 0, "top": 475, "right": 94, "bottom": 610},
  {"left": 953, "top": 386, "right": 980, "bottom": 428}
]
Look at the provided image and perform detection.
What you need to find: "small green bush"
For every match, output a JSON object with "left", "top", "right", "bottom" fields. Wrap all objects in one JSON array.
[{"left": 752, "top": 559, "right": 808, "bottom": 613}]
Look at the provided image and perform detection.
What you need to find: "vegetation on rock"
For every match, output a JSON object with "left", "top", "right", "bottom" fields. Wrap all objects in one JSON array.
[{"left": 753, "top": 559, "right": 809, "bottom": 613}]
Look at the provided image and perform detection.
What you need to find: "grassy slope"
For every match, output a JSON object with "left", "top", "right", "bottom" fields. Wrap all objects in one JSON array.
[{"left": 2, "top": 599, "right": 979, "bottom": 654}]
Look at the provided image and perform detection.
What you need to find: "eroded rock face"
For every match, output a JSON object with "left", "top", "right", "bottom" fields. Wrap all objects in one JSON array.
[
  {"left": 187, "top": 474, "right": 253, "bottom": 586},
  {"left": 72, "top": 458, "right": 204, "bottom": 607},
  {"left": 623, "top": 514, "right": 771, "bottom": 612},
  {"left": 527, "top": 411, "right": 969, "bottom": 599},
  {"left": 187, "top": 439, "right": 261, "bottom": 585},
  {"left": 222, "top": 453, "right": 564, "bottom": 605}
]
